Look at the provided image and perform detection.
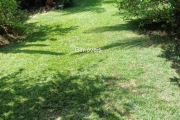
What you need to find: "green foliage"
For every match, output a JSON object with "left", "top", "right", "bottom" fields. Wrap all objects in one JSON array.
[
  {"left": 119, "top": 0, "right": 180, "bottom": 31},
  {"left": 0, "top": 0, "right": 27, "bottom": 36}
]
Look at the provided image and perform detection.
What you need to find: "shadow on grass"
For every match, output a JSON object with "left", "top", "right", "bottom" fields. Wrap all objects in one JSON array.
[
  {"left": 83, "top": 20, "right": 180, "bottom": 85},
  {"left": 161, "top": 40, "right": 180, "bottom": 86},
  {"left": 84, "top": 23, "right": 137, "bottom": 33},
  {"left": 0, "top": 66, "right": 135, "bottom": 119},
  {"left": 25, "top": 23, "right": 78, "bottom": 42},
  {"left": 99, "top": 34, "right": 172, "bottom": 50},
  {"left": 170, "top": 77, "right": 180, "bottom": 87},
  {"left": 84, "top": 20, "right": 140, "bottom": 33},
  {"left": 72, "top": 21, "right": 171, "bottom": 56},
  {"left": 0, "top": 23, "right": 78, "bottom": 55},
  {"left": 13, "top": 50, "right": 65, "bottom": 55},
  {"left": 64, "top": 0, "right": 117, "bottom": 15},
  {"left": 0, "top": 42, "right": 65, "bottom": 55},
  {"left": 61, "top": 0, "right": 107, "bottom": 15}
]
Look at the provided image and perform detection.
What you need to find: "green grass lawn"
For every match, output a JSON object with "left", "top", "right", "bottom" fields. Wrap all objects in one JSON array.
[{"left": 0, "top": 0, "right": 180, "bottom": 119}]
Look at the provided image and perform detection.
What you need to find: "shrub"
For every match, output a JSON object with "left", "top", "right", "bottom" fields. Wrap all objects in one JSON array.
[
  {"left": 0, "top": 0, "right": 27, "bottom": 37},
  {"left": 119, "top": 0, "right": 180, "bottom": 32}
]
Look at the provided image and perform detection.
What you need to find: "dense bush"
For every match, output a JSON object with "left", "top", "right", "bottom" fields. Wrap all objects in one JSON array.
[
  {"left": 0, "top": 0, "right": 27, "bottom": 36},
  {"left": 119, "top": 0, "right": 180, "bottom": 31}
]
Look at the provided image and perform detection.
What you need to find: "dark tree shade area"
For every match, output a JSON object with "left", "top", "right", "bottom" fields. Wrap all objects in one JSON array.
[{"left": 17, "top": 0, "right": 73, "bottom": 10}]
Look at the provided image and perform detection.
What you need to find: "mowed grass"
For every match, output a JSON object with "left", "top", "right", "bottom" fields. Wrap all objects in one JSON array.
[{"left": 0, "top": 0, "right": 180, "bottom": 119}]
